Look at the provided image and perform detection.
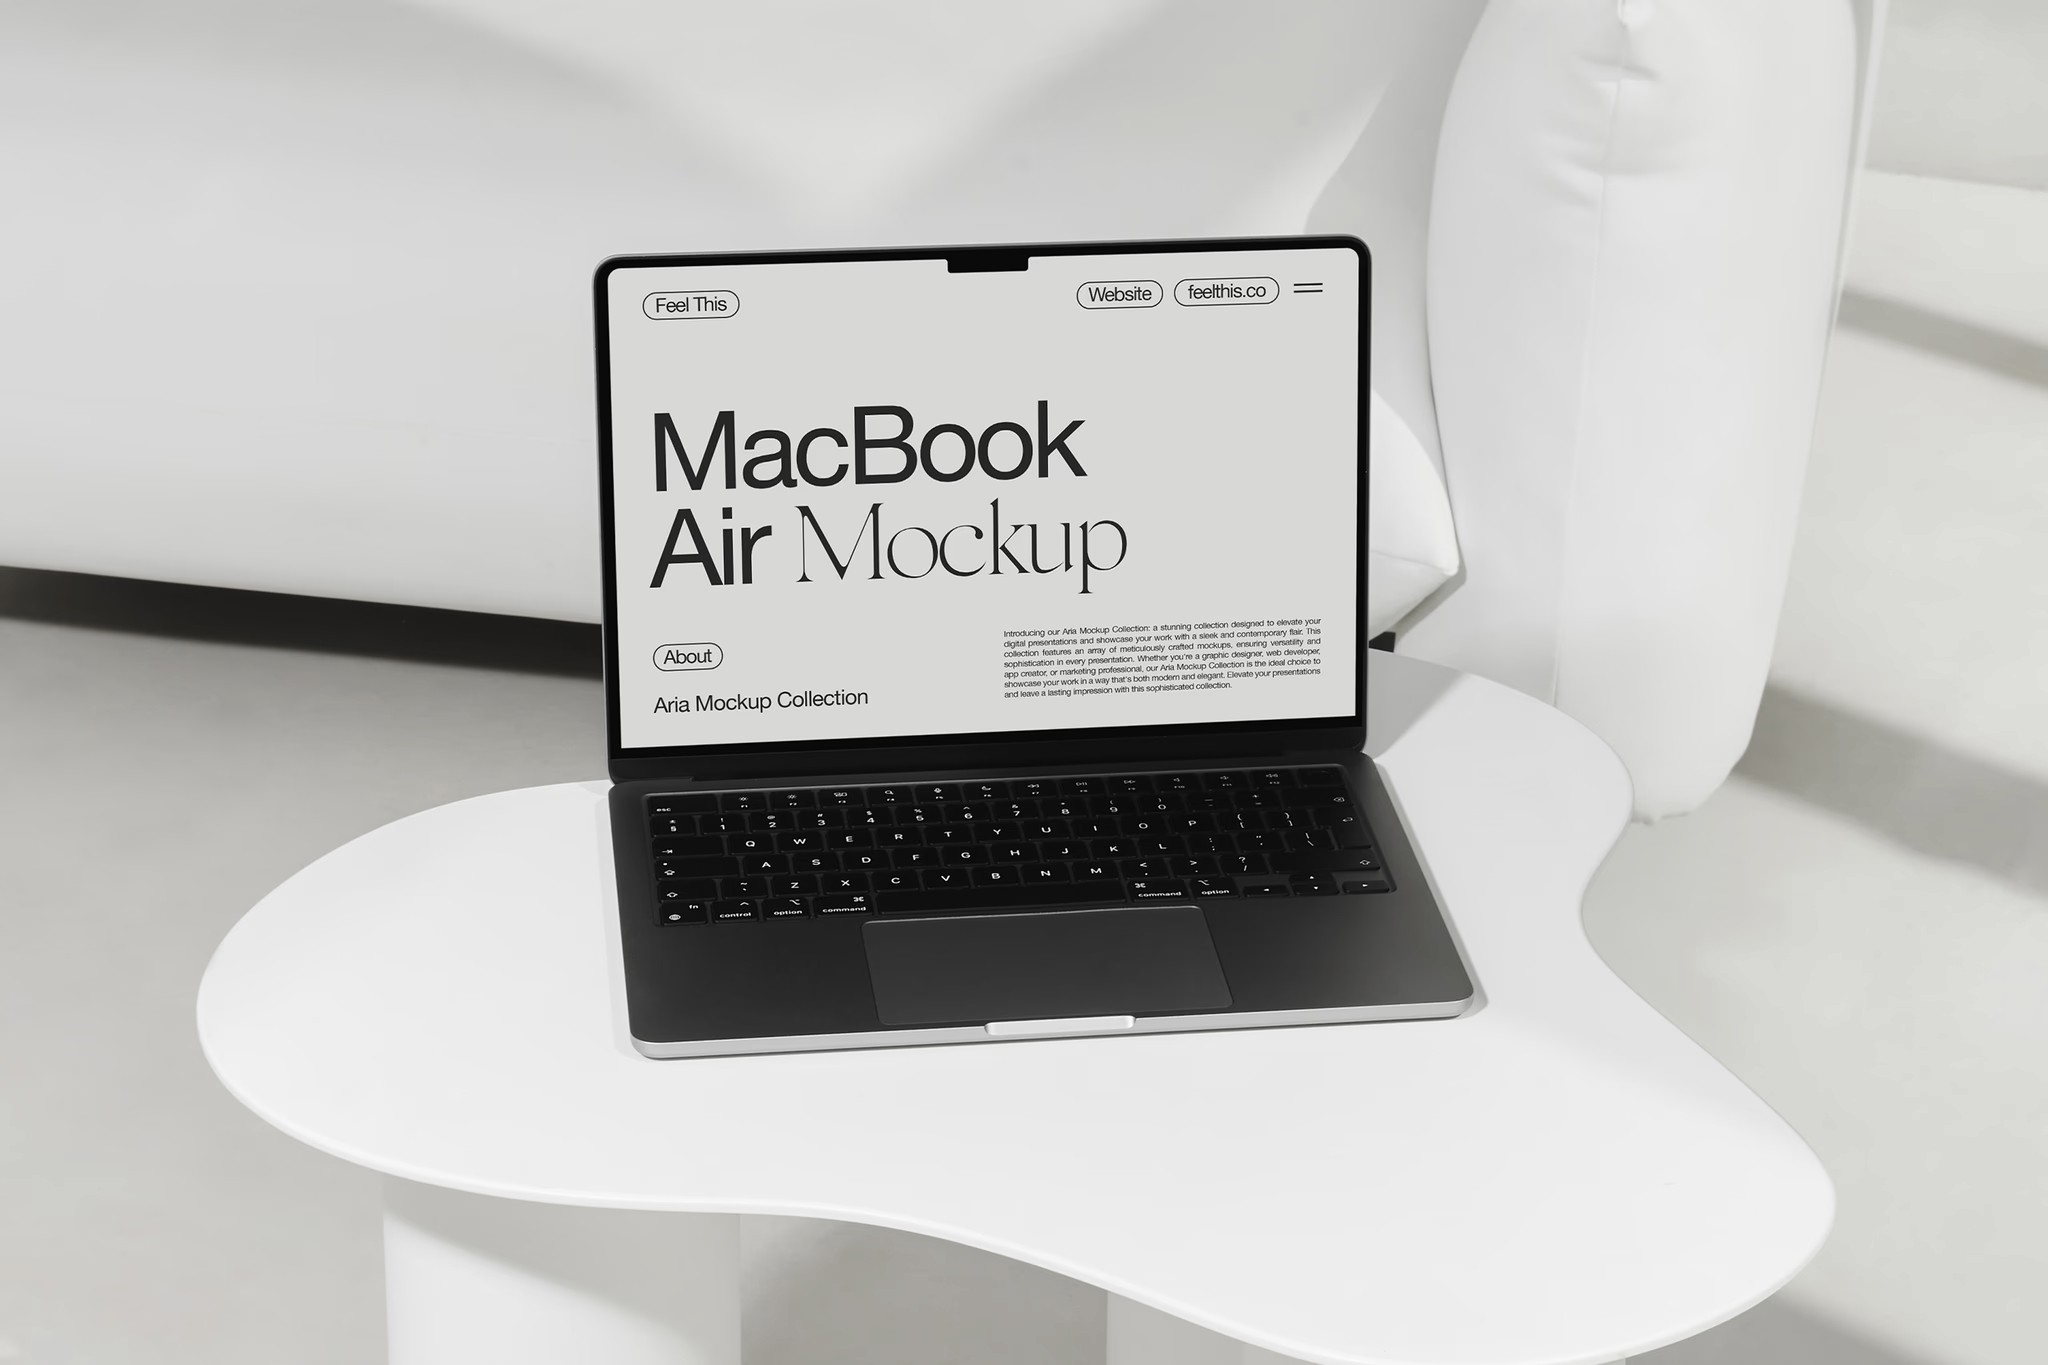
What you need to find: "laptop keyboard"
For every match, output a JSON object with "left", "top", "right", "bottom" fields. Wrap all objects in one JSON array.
[{"left": 646, "top": 766, "right": 1392, "bottom": 925}]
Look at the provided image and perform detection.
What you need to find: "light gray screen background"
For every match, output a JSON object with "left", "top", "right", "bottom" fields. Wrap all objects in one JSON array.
[{"left": 605, "top": 246, "right": 1359, "bottom": 751}]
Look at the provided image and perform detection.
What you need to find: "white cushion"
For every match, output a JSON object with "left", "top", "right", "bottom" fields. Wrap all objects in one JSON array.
[
  {"left": 1399, "top": 0, "right": 1862, "bottom": 818},
  {"left": 0, "top": 3, "right": 1469, "bottom": 620}
]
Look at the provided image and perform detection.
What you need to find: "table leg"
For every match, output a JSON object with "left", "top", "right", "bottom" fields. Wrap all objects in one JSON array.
[
  {"left": 382, "top": 1178, "right": 739, "bottom": 1365},
  {"left": 1107, "top": 1294, "right": 1303, "bottom": 1365}
]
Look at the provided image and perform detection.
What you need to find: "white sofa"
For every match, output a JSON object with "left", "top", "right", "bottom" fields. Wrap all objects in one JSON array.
[{"left": 0, "top": 0, "right": 1882, "bottom": 817}]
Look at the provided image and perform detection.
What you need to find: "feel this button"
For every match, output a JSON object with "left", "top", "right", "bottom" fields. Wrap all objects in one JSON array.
[
  {"left": 643, "top": 291, "right": 739, "bottom": 320},
  {"left": 1173, "top": 277, "right": 1279, "bottom": 306}
]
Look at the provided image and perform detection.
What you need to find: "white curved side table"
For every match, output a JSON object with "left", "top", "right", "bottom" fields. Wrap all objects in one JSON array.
[{"left": 197, "top": 653, "right": 1832, "bottom": 1365}]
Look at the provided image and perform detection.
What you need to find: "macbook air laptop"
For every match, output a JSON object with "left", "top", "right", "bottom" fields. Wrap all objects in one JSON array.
[{"left": 594, "top": 236, "right": 1474, "bottom": 1058}]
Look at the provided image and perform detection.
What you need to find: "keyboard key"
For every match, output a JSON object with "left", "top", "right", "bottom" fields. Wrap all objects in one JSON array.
[
  {"left": 653, "top": 835, "right": 724, "bottom": 857},
  {"left": 654, "top": 856, "right": 738, "bottom": 879},
  {"left": 1170, "top": 856, "right": 1219, "bottom": 876},
  {"left": 875, "top": 828, "right": 923, "bottom": 848},
  {"left": 925, "top": 825, "right": 973, "bottom": 845},
  {"left": 894, "top": 848, "right": 940, "bottom": 868},
  {"left": 659, "top": 900, "right": 712, "bottom": 925},
  {"left": 972, "top": 866, "right": 1021, "bottom": 887},
  {"left": 766, "top": 789, "right": 814, "bottom": 809},
  {"left": 720, "top": 792, "right": 765, "bottom": 811},
  {"left": 1022, "top": 863, "right": 1071, "bottom": 882},
  {"left": 1023, "top": 820, "right": 1068, "bottom": 839},
  {"left": 1058, "top": 777, "right": 1103, "bottom": 795},
  {"left": 1106, "top": 775, "right": 1152, "bottom": 794},
  {"left": 1155, "top": 773, "right": 1198, "bottom": 791},
  {"left": 1010, "top": 779, "right": 1053, "bottom": 799},
  {"left": 788, "top": 851, "right": 836, "bottom": 873},
  {"left": 990, "top": 800, "right": 1036, "bottom": 820},
  {"left": 1342, "top": 875, "right": 1394, "bottom": 894},
  {"left": 736, "top": 854, "right": 784, "bottom": 875},
  {"left": 1290, "top": 873, "right": 1339, "bottom": 896},
  {"left": 747, "top": 812, "right": 793, "bottom": 832},
  {"left": 921, "top": 869, "right": 973, "bottom": 890},
  {"left": 848, "top": 807, "right": 893, "bottom": 828},
  {"left": 964, "top": 781, "right": 1007, "bottom": 801},
  {"left": 1070, "top": 818, "right": 1118, "bottom": 838},
  {"left": 1267, "top": 849, "right": 1384, "bottom": 874},
  {"left": 1202, "top": 771, "right": 1246, "bottom": 789},
  {"left": 1128, "top": 878, "right": 1187, "bottom": 900},
  {"left": 980, "top": 822, "right": 1024, "bottom": 842},
  {"left": 1318, "top": 810, "right": 1373, "bottom": 846},
  {"left": 701, "top": 813, "right": 746, "bottom": 834},
  {"left": 992, "top": 844, "right": 1033, "bottom": 864},
  {"left": 776, "top": 831, "right": 824, "bottom": 852},
  {"left": 875, "top": 882, "right": 1113, "bottom": 916},
  {"left": 819, "top": 788, "right": 861, "bottom": 806},
  {"left": 825, "top": 830, "right": 873, "bottom": 849},
  {"left": 873, "top": 871, "right": 917, "bottom": 891},
  {"left": 772, "top": 875, "right": 819, "bottom": 895},
  {"left": 720, "top": 877, "right": 767, "bottom": 897},
  {"left": 1218, "top": 853, "right": 1268, "bottom": 876},
  {"left": 841, "top": 849, "right": 888, "bottom": 872},
  {"left": 1091, "top": 838, "right": 1135, "bottom": 858},
  {"left": 650, "top": 815, "right": 696, "bottom": 838},
  {"left": 821, "top": 872, "right": 870, "bottom": 894},
  {"left": 1243, "top": 881, "right": 1291, "bottom": 897},
  {"left": 1283, "top": 829, "right": 1337, "bottom": 853},
  {"left": 1187, "top": 877, "right": 1238, "bottom": 898},
  {"left": 650, "top": 793, "right": 718, "bottom": 817},
  {"left": 940, "top": 846, "right": 988, "bottom": 865},
  {"left": 1121, "top": 858, "right": 1173, "bottom": 878},
  {"left": 763, "top": 898, "right": 811, "bottom": 919},
  {"left": 915, "top": 783, "right": 959, "bottom": 802},
  {"left": 945, "top": 802, "right": 991, "bottom": 823},
  {"left": 867, "top": 784, "right": 914, "bottom": 804},
  {"left": 815, "top": 894, "right": 873, "bottom": 915},
  {"left": 711, "top": 900, "right": 760, "bottom": 921},
  {"left": 1038, "top": 839, "right": 1087, "bottom": 860},
  {"left": 1073, "top": 861, "right": 1119, "bottom": 882},
  {"left": 1247, "top": 769, "right": 1291, "bottom": 787},
  {"left": 657, "top": 877, "right": 719, "bottom": 901},
  {"left": 730, "top": 832, "right": 774, "bottom": 854},
  {"left": 1297, "top": 768, "right": 1345, "bottom": 787}
]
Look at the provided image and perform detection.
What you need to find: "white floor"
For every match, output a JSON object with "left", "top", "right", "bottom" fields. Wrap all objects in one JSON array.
[{"left": 3, "top": 168, "right": 2044, "bottom": 1364}]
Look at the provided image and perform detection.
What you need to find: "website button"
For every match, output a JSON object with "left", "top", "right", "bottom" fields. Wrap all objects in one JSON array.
[
  {"left": 653, "top": 642, "right": 724, "bottom": 671},
  {"left": 643, "top": 291, "right": 739, "bottom": 320},
  {"left": 1173, "top": 277, "right": 1279, "bottom": 307},
  {"left": 1076, "top": 280, "right": 1163, "bottom": 309}
]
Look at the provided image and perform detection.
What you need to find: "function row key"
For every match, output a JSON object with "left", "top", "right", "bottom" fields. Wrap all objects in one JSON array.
[{"left": 649, "top": 769, "right": 1348, "bottom": 820}]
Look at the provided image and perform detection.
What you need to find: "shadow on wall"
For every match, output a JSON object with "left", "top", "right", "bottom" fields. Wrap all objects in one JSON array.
[
  {"left": 1837, "top": 290, "right": 2048, "bottom": 389},
  {"left": 0, "top": 567, "right": 600, "bottom": 679},
  {"left": 1638, "top": 1293, "right": 1940, "bottom": 1365}
]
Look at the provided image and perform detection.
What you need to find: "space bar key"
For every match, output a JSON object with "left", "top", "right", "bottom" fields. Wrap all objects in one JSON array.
[{"left": 874, "top": 883, "right": 1117, "bottom": 916}]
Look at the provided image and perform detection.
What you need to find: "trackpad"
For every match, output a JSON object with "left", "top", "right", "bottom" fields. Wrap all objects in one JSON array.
[{"left": 862, "top": 906, "right": 1232, "bottom": 1027}]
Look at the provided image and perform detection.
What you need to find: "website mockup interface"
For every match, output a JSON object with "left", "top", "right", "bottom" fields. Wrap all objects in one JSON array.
[{"left": 603, "top": 243, "right": 1361, "bottom": 753}]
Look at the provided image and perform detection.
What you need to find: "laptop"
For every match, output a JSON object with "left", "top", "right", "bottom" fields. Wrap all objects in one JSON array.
[{"left": 594, "top": 235, "right": 1474, "bottom": 1058}]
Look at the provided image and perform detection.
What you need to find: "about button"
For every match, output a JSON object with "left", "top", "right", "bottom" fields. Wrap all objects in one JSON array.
[
  {"left": 652, "top": 642, "right": 723, "bottom": 671},
  {"left": 1174, "top": 277, "right": 1278, "bottom": 306},
  {"left": 643, "top": 291, "right": 739, "bottom": 320}
]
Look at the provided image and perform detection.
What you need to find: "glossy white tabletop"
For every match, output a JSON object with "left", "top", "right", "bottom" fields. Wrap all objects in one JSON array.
[{"left": 198, "top": 653, "right": 1831, "bottom": 1365}]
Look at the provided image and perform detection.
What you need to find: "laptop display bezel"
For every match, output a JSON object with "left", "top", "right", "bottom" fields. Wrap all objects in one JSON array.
[{"left": 594, "top": 236, "right": 1369, "bottom": 782}]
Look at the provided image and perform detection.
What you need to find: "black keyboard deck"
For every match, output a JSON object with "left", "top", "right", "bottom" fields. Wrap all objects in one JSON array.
[{"left": 646, "top": 767, "right": 1392, "bottom": 925}]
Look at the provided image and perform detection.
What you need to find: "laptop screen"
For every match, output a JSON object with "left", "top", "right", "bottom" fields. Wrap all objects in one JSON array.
[{"left": 597, "top": 239, "right": 1363, "bottom": 759}]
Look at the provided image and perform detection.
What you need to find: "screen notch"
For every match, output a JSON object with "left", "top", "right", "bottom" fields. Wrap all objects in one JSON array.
[{"left": 947, "top": 249, "right": 1030, "bottom": 273}]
